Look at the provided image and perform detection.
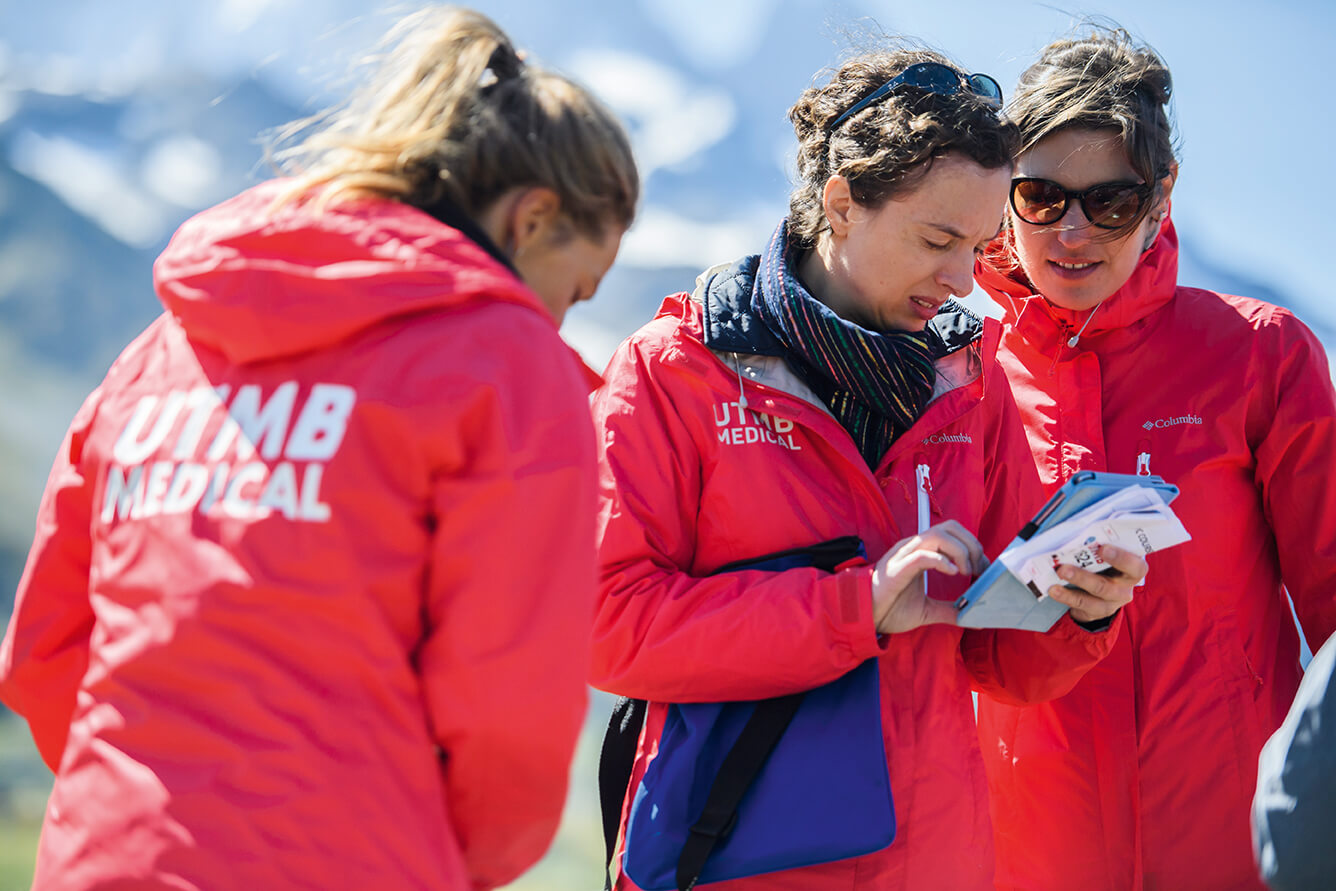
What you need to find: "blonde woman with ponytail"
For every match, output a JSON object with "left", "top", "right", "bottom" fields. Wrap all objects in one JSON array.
[{"left": 0, "top": 7, "right": 638, "bottom": 890}]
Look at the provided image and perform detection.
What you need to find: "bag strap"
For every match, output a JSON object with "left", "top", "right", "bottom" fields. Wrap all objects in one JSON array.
[
  {"left": 711, "top": 534, "right": 864, "bottom": 574},
  {"left": 675, "top": 691, "right": 806, "bottom": 891},
  {"left": 600, "top": 695, "right": 648, "bottom": 890},
  {"left": 599, "top": 534, "right": 865, "bottom": 889}
]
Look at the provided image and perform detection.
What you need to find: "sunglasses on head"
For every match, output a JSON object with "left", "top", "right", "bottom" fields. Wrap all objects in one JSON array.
[
  {"left": 1010, "top": 177, "right": 1154, "bottom": 230},
  {"left": 829, "top": 62, "right": 1003, "bottom": 131}
]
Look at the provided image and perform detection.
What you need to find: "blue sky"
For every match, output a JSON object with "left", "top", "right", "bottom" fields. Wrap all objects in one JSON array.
[
  {"left": 631, "top": 0, "right": 1336, "bottom": 324},
  {"left": 5, "top": 0, "right": 1332, "bottom": 327},
  {"left": 865, "top": 0, "right": 1334, "bottom": 324}
]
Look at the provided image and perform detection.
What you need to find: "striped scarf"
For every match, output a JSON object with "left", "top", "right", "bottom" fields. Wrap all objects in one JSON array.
[{"left": 752, "top": 221, "right": 936, "bottom": 468}]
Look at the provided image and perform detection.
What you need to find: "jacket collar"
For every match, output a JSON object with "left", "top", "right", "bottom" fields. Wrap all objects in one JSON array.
[
  {"left": 696, "top": 256, "right": 789, "bottom": 357},
  {"left": 412, "top": 192, "right": 520, "bottom": 277},
  {"left": 695, "top": 252, "right": 983, "bottom": 359},
  {"left": 975, "top": 216, "right": 1180, "bottom": 353}
]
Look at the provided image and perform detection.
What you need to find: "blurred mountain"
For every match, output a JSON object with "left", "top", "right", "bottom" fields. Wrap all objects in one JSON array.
[
  {"left": 0, "top": 72, "right": 299, "bottom": 584},
  {"left": 1, "top": 14, "right": 1329, "bottom": 601},
  {"left": 1, "top": 5, "right": 1330, "bottom": 888}
]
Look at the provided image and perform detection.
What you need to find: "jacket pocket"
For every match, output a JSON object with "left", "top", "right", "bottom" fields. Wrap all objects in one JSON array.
[{"left": 1211, "top": 610, "right": 1266, "bottom": 801}]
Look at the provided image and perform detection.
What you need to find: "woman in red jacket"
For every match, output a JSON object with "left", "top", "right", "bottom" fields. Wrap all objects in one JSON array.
[
  {"left": 0, "top": 7, "right": 637, "bottom": 890},
  {"left": 593, "top": 46, "right": 1145, "bottom": 890},
  {"left": 974, "top": 26, "right": 1336, "bottom": 891}
]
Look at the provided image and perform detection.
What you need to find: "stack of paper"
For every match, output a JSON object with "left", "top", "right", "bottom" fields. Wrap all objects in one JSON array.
[{"left": 998, "top": 486, "right": 1191, "bottom": 599}]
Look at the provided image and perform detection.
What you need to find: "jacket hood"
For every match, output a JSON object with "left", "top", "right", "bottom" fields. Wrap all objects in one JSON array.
[
  {"left": 974, "top": 214, "right": 1179, "bottom": 349},
  {"left": 153, "top": 179, "right": 552, "bottom": 365}
]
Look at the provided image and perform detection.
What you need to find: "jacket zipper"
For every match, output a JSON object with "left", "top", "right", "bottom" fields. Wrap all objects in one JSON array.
[
  {"left": 915, "top": 463, "right": 933, "bottom": 533},
  {"left": 1136, "top": 438, "right": 1152, "bottom": 476},
  {"left": 916, "top": 462, "right": 932, "bottom": 596},
  {"left": 1047, "top": 325, "right": 1071, "bottom": 377}
]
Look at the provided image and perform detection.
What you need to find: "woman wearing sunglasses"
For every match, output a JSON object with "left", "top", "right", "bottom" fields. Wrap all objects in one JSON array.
[
  {"left": 973, "top": 26, "right": 1336, "bottom": 891},
  {"left": 592, "top": 48, "right": 1144, "bottom": 890}
]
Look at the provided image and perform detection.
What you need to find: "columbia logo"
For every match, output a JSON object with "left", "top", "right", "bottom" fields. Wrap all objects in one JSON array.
[
  {"left": 923, "top": 433, "right": 973, "bottom": 445},
  {"left": 1142, "top": 414, "right": 1203, "bottom": 430}
]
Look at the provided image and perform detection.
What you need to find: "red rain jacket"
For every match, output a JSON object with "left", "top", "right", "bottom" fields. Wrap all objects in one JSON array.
[
  {"left": 591, "top": 261, "right": 1120, "bottom": 890},
  {"left": 0, "top": 181, "right": 600, "bottom": 890},
  {"left": 974, "top": 219, "right": 1336, "bottom": 890}
]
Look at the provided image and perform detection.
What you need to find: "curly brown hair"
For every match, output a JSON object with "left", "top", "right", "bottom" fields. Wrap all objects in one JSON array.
[{"left": 787, "top": 47, "right": 1020, "bottom": 247}]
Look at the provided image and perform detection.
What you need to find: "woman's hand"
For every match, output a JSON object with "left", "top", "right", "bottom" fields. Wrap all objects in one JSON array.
[
  {"left": 871, "top": 520, "right": 987, "bottom": 635},
  {"left": 1045, "top": 543, "right": 1148, "bottom": 623}
]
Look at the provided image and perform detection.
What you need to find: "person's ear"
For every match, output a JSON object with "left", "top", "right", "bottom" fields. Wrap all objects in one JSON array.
[
  {"left": 1140, "top": 163, "right": 1177, "bottom": 253},
  {"left": 1151, "top": 162, "right": 1178, "bottom": 218},
  {"left": 822, "top": 175, "right": 855, "bottom": 238},
  {"left": 505, "top": 186, "right": 562, "bottom": 256}
]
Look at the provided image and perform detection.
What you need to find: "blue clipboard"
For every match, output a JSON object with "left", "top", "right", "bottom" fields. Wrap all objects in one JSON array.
[{"left": 954, "top": 471, "right": 1179, "bottom": 631}]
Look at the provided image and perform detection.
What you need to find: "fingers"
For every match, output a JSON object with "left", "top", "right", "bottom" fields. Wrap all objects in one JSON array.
[
  {"left": 1045, "top": 582, "right": 1121, "bottom": 622},
  {"left": 870, "top": 554, "right": 962, "bottom": 635},
  {"left": 1049, "top": 543, "right": 1146, "bottom": 614},
  {"left": 871, "top": 547, "right": 966, "bottom": 635},
  {"left": 1052, "top": 545, "right": 1147, "bottom": 601},
  {"left": 882, "top": 521, "right": 987, "bottom": 576},
  {"left": 870, "top": 521, "right": 991, "bottom": 635},
  {"left": 1055, "top": 561, "right": 1136, "bottom": 601},
  {"left": 874, "top": 550, "right": 960, "bottom": 606},
  {"left": 896, "top": 522, "right": 987, "bottom": 576},
  {"left": 931, "top": 520, "right": 987, "bottom": 574},
  {"left": 1046, "top": 577, "right": 1131, "bottom": 623},
  {"left": 896, "top": 549, "right": 961, "bottom": 577},
  {"left": 920, "top": 532, "right": 970, "bottom": 576},
  {"left": 1095, "top": 544, "right": 1149, "bottom": 584},
  {"left": 1048, "top": 548, "right": 1140, "bottom": 622},
  {"left": 878, "top": 537, "right": 958, "bottom": 576}
]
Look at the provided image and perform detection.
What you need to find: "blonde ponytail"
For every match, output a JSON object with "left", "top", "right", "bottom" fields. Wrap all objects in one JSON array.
[{"left": 271, "top": 6, "right": 638, "bottom": 235}]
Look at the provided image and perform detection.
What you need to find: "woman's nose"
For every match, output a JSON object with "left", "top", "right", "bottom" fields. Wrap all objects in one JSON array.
[
  {"left": 939, "top": 253, "right": 975, "bottom": 297},
  {"left": 1054, "top": 201, "right": 1095, "bottom": 245}
]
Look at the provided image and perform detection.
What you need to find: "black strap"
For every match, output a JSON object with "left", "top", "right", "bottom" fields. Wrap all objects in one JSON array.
[
  {"left": 600, "top": 696, "right": 648, "bottom": 889},
  {"left": 711, "top": 535, "right": 863, "bottom": 575},
  {"left": 675, "top": 692, "right": 806, "bottom": 891}
]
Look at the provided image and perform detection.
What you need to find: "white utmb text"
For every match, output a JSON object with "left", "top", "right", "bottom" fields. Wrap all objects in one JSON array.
[
  {"left": 100, "top": 382, "right": 355, "bottom": 525},
  {"left": 714, "top": 401, "right": 803, "bottom": 450}
]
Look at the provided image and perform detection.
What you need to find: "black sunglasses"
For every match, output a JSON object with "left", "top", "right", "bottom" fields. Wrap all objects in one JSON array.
[
  {"left": 829, "top": 62, "right": 1003, "bottom": 131},
  {"left": 1010, "top": 177, "right": 1154, "bottom": 230}
]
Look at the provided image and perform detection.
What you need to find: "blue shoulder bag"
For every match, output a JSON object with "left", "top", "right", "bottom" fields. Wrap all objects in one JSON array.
[{"left": 598, "top": 536, "right": 895, "bottom": 890}]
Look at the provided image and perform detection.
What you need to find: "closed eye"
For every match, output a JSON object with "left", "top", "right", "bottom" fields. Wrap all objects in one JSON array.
[{"left": 977, "top": 222, "right": 1003, "bottom": 255}]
